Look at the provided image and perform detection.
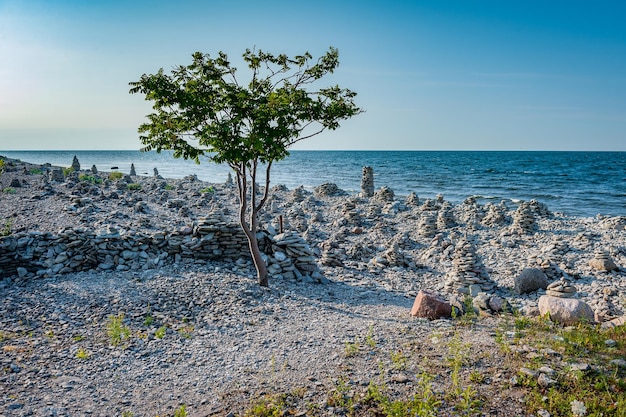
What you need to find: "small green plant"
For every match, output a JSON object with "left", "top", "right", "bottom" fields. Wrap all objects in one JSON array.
[
  {"left": 164, "top": 184, "right": 175, "bottom": 190},
  {"left": 173, "top": 404, "right": 187, "bottom": 417},
  {"left": 344, "top": 340, "right": 359, "bottom": 357},
  {"left": 62, "top": 167, "right": 74, "bottom": 176},
  {"left": 3, "top": 187, "right": 16, "bottom": 194},
  {"left": 244, "top": 394, "right": 287, "bottom": 417},
  {"left": 121, "top": 411, "right": 134, "bottom": 417},
  {"left": 469, "top": 369, "right": 485, "bottom": 384},
  {"left": 72, "top": 334, "right": 84, "bottom": 342},
  {"left": 29, "top": 168, "right": 43, "bottom": 175},
  {"left": 390, "top": 350, "right": 408, "bottom": 370},
  {"left": 106, "top": 313, "right": 131, "bottom": 346},
  {"left": 155, "top": 325, "right": 167, "bottom": 339},
  {"left": 143, "top": 315, "right": 154, "bottom": 326},
  {"left": 0, "top": 159, "right": 4, "bottom": 174},
  {"left": 0, "top": 219, "right": 12, "bottom": 237},
  {"left": 127, "top": 183, "right": 142, "bottom": 191},
  {"left": 109, "top": 171, "right": 124, "bottom": 180},
  {"left": 78, "top": 173, "right": 102, "bottom": 184},
  {"left": 178, "top": 324, "right": 194, "bottom": 339},
  {"left": 75, "top": 347, "right": 90, "bottom": 359},
  {"left": 200, "top": 186, "right": 214, "bottom": 193},
  {"left": 365, "top": 324, "right": 377, "bottom": 348}
]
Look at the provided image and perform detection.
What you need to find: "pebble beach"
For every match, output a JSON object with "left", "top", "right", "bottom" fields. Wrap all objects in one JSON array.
[{"left": 1, "top": 155, "right": 625, "bottom": 416}]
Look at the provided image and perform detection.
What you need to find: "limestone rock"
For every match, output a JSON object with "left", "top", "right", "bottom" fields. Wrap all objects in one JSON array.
[
  {"left": 514, "top": 268, "right": 548, "bottom": 294},
  {"left": 538, "top": 295, "right": 595, "bottom": 325},
  {"left": 71, "top": 155, "right": 81, "bottom": 171},
  {"left": 410, "top": 290, "right": 452, "bottom": 320}
]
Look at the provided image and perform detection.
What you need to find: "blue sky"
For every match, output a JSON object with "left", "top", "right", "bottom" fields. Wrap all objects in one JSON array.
[{"left": 1, "top": 0, "right": 625, "bottom": 150}]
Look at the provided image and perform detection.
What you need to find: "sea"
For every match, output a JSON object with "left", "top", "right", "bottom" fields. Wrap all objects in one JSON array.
[{"left": 1, "top": 150, "right": 625, "bottom": 218}]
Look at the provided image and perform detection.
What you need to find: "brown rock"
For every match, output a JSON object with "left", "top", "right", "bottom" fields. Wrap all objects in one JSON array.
[{"left": 410, "top": 290, "right": 452, "bottom": 320}]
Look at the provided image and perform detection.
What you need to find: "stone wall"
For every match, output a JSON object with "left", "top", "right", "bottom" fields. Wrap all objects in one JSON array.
[{"left": 0, "top": 214, "right": 323, "bottom": 282}]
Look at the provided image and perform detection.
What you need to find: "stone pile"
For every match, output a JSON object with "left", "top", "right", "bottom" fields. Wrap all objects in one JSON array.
[
  {"left": 291, "top": 186, "right": 309, "bottom": 203},
  {"left": 50, "top": 168, "right": 65, "bottom": 183},
  {"left": 368, "top": 242, "right": 414, "bottom": 271},
  {"left": 588, "top": 249, "right": 619, "bottom": 271},
  {"left": 360, "top": 166, "right": 374, "bottom": 197},
  {"left": 457, "top": 197, "right": 484, "bottom": 227},
  {"left": 545, "top": 278, "right": 577, "bottom": 298},
  {"left": 418, "top": 212, "right": 437, "bottom": 238},
  {"left": 373, "top": 186, "right": 395, "bottom": 203},
  {"left": 511, "top": 201, "right": 537, "bottom": 233},
  {"left": 341, "top": 200, "right": 362, "bottom": 225},
  {"left": 528, "top": 254, "right": 561, "bottom": 280},
  {"left": 528, "top": 199, "right": 551, "bottom": 217},
  {"left": 71, "top": 155, "right": 81, "bottom": 171},
  {"left": 267, "top": 231, "right": 324, "bottom": 283},
  {"left": 420, "top": 199, "right": 438, "bottom": 212},
  {"left": 314, "top": 182, "right": 345, "bottom": 197},
  {"left": 437, "top": 202, "right": 456, "bottom": 230},
  {"left": 481, "top": 202, "right": 508, "bottom": 227},
  {"left": 405, "top": 192, "right": 419, "bottom": 206},
  {"left": 444, "top": 237, "right": 494, "bottom": 295},
  {"left": 130, "top": 163, "right": 137, "bottom": 176}
]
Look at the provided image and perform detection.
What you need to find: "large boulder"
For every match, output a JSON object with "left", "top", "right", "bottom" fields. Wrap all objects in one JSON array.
[
  {"left": 514, "top": 268, "right": 548, "bottom": 294},
  {"left": 410, "top": 290, "right": 452, "bottom": 320},
  {"left": 538, "top": 295, "right": 595, "bottom": 325}
]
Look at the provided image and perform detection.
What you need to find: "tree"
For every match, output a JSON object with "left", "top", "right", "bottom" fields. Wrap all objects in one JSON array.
[{"left": 129, "top": 47, "right": 362, "bottom": 286}]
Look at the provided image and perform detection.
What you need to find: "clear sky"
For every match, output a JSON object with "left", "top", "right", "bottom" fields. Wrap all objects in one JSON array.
[{"left": 1, "top": 0, "right": 625, "bottom": 151}]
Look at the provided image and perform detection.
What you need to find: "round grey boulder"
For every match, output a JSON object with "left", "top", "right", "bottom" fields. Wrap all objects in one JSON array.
[{"left": 514, "top": 268, "right": 548, "bottom": 294}]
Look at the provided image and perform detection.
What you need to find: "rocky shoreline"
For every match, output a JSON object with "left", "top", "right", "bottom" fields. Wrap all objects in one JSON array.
[{"left": 1, "top": 155, "right": 625, "bottom": 416}]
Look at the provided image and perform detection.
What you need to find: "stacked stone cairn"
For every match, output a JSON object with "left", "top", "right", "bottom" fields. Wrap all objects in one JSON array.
[
  {"left": 291, "top": 186, "right": 308, "bottom": 203},
  {"left": 481, "top": 202, "right": 508, "bottom": 227},
  {"left": 420, "top": 199, "right": 438, "bottom": 212},
  {"left": 545, "top": 278, "right": 577, "bottom": 298},
  {"left": 314, "top": 182, "right": 345, "bottom": 198},
  {"left": 71, "top": 155, "right": 81, "bottom": 171},
  {"left": 588, "top": 248, "right": 619, "bottom": 271},
  {"left": 511, "top": 201, "right": 537, "bottom": 233},
  {"left": 50, "top": 168, "right": 65, "bottom": 183},
  {"left": 418, "top": 212, "right": 438, "bottom": 238},
  {"left": 341, "top": 200, "right": 362, "bottom": 225},
  {"left": 266, "top": 231, "right": 324, "bottom": 283},
  {"left": 457, "top": 196, "right": 484, "bottom": 227},
  {"left": 130, "top": 163, "right": 137, "bottom": 176},
  {"left": 360, "top": 166, "right": 374, "bottom": 197},
  {"left": 528, "top": 254, "right": 561, "bottom": 280},
  {"left": 437, "top": 201, "right": 456, "bottom": 230},
  {"left": 405, "top": 192, "right": 419, "bottom": 206},
  {"left": 444, "top": 237, "right": 494, "bottom": 295},
  {"left": 368, "top": 241, "right": 414, "bottom": 271},
  {"left": 373, "top": 186, "right": 395, "bottom": 203},
  {"left": 320, "top": 236, "right": 345, "bottom": 267},
  {"left": 90, "top": 165, "right": 98, "bottom": 174}
]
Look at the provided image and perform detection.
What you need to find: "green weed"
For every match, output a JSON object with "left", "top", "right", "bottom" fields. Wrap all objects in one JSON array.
[
  {"left": 109, "top": 171, "right": 124, "bottom": 180},
  {"left": 155, "top": 325, "right": 167, "bottom": 339},
  {"left": 106, "top": 313, "right": 131, "bottom": 346},
  {"left": 127, "top": 183, "right": 142, "bottom": 191},
  {"left": 3, "top": 187, "right": 16, "bottom": 194}
]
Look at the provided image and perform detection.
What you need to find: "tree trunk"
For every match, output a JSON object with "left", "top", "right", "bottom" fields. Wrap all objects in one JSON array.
[{"left": 245, "top": 229, "right": 269, "bottom": 287}]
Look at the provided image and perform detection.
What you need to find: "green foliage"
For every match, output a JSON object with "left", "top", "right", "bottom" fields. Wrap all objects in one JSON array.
[
  {"left": 121, "top": 412, "right": 134, "bottom": 417},
  {"left": 127, "top": 183, "right": 142, "bottom": 190},
  {"left": 0, "top": 159, "right": 4, "bottom": 174},
  {"left": 164, "top": 184, "right": 175, "bottom": 190},
  {"left": 109, "top": 171, "right": 124, "bottom": 180},
  {"left": 3, "top": 187, "right": 16, "bottom": 194},
  {"left": 1, "top": 219, "right": 12, "bottom": 236},
  {"left": 62, "top": 167, "right": 74, "bottom": 176},
  {"left": 499, "top": 316, "right": 626, "bottom": 416},
  {"left": 155, "top": 325, "right": 166, "bottom": 339},
  {"left": 143, "top": 315, "right": 154, "bottom": 326},
  {"left": 199, "top": 186, "right": 214, "bottom": 193},
  {"left": 344, "top": 340, "right": 359, "bottom": 357},
  {"left": 75, "top": 347, "right": 90, "bottom": 359},
  {"left": 78, "top": 173, "right": 102, "bottom": 184},
  {"left": 106, "top": 313, "right": 131, "bottom": 346},
  {"left": 29, "top": 168, "right": 43, "bottom": 175},
  {"left": 173, "top": 404, "right": 187, "bottom": 417}
]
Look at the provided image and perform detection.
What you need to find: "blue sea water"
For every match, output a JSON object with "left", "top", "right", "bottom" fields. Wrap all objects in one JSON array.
[{"left": 1, "top": 150, "right": 625, "bottom": 218}]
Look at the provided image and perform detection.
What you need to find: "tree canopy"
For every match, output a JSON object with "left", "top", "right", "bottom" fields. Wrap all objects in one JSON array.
[{"left": 129, "top": 47, "right": 362, "bottom": 286}]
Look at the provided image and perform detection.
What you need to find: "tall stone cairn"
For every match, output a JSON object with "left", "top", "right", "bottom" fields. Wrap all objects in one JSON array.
[
  {"left": 71, "top": 155, "right": 81, "bottom": 171},
  {"left": 437, "top": 201, "right": 456, "bottom": 230},
  {"left": 361, "top": 166, "right": 374, "bottom": 197},
  {"left": 512, "top": 201, "right": 537, "bottom": 233},
  {"left": 444, "top": 237, "right": 494, "bottom": 294},
  {"left": 130, "top": 163, "right": 137, "bottom": 176}
]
